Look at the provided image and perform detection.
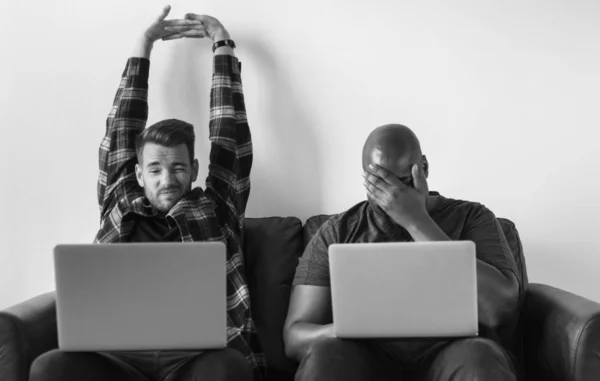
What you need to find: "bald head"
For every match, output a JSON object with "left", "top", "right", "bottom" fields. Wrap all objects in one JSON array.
[{"left": 362, "top": 124, "right": 428, "bottom": 185}]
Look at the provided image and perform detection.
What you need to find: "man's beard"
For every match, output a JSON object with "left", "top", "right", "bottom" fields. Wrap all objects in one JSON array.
[{"left": 147, "top": 182, "right": 192, "bottom": 213}]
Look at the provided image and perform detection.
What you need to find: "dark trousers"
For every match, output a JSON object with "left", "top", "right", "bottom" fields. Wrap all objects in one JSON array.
[
  {"left": 295, "top": 337, "right": 518, "bottom": 381},
  {"left": 29, "top": 348, "right": 253, "bottom": 381}
]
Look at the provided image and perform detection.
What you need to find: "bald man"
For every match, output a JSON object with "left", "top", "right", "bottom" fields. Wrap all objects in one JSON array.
[{"left": 283, "top": 124, "right": 522, "bottom": 381}]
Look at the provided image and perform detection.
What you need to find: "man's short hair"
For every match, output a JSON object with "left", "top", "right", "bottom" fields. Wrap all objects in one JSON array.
[{"left": 135, "top": 119, "right": 195, "bottom": 164}]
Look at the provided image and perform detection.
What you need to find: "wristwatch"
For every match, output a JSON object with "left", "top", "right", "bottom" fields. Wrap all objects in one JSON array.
[{"left": 212, "top": 39, "right": 236, "bottom": 52}]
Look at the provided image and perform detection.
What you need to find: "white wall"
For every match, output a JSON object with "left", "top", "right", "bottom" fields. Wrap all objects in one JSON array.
[{"left": 1, "top": 0, "right": 599, "bottom": 309}]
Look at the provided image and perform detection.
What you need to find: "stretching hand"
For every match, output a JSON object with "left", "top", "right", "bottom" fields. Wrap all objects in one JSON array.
[
  {"left": 133, "top": 5, "right": 202, "bottom": 57},
  {"left": 162, "top": 13, "right": 230, "bottom": 42},
  {"left": 143, "top": 5, "right": 202, "bottom": 43}
]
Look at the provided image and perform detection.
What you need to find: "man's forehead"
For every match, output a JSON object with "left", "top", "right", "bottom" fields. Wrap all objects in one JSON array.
[
  {"left": 143, "top": 143, "right": 189, "bottom": 164},
  {"left": 143, "top": 142, "right": 187, "bottom": 155}
]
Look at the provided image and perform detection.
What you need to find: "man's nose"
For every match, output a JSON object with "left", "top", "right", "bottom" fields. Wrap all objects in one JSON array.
[{"left": 162, "top": 170, "right": 177, "bottom": 185}]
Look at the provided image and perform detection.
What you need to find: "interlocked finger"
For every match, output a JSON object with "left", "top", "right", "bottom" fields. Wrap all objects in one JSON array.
[
  {"left": 162, "top": 19, "right": 204, "bottom": 27},
  {"left": 162, "top": 33, "right": 183, "bottom": 41},
  {"left": 178, "top": 29, "right": 209, "bottom": 38}
]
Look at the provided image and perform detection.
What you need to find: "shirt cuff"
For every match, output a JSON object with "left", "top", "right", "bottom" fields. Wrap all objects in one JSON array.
[
  {"left": 126, "top": 57, "right": 150, "bottom": 78},
  {"left": 292, "top": 274, "right": 331, "bottom": 287}
]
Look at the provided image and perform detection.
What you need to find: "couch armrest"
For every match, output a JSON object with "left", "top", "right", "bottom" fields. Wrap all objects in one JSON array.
[
  {"left": 523, "top": 283, "right": 600, "bottom": 381},
  {"left": 0, "top": 292, "right": 58, "bottom": 381}
]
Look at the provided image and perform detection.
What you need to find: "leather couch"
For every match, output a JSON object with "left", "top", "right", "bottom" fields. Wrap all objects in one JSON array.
[{"left": 1, "top": 215, "right": 599, "bottom": 381}]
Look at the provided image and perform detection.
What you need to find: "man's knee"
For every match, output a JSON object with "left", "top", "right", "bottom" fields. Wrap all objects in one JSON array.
[
  {"left": 30, "top": 349, "right": 135, "bottom": 381},
  {"left": 453, "top": 338, "right": 510, "bottom": 367},
  {"left": 210, "top": 348, "right": 252, "bottom": 378},
  {"left": 447, "top": 337, "right": 516, "bottom": 379},
  {"left": 30, "top": 350, "right": 76, "bottom": 381},
  {"left": 424, "top": 338, "right": 516, "bottom": 381}
]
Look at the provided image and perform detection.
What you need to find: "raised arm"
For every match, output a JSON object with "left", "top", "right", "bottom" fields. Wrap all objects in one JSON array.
[
  {"left": 97, "top": 6, "right": 201, "bottom": 218},
  {"left": 207, "top": 47, "right": 252, "bottom": 233},
  {"left": 178, "top": 14, "right": 252, "bottom": 233}
]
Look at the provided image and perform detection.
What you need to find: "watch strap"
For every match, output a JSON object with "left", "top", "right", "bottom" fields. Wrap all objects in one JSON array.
[{"left": 212, "top": 39, "right": 236, "bottom": 52}]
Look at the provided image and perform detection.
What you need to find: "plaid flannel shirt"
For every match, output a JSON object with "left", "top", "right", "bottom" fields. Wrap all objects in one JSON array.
[{"left": 94, "top": 54, "right": 265, "bottom": 380}]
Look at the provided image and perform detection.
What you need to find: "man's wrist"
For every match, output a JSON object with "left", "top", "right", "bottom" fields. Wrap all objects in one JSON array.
[
  {"left": 212, "top": 30, "right": 235, "bottom": 56},
  {"left": 213, "top": 28, "right": 231, "bottom": 42},
  {"left": 405, "top": 212, "right": 432, "bottom": 233},
  {"left": 406, "top": 213, "right": 450, "bottom": 242},
  {"left": 132, "top": 36, "right": 154, "bottom": 59}
]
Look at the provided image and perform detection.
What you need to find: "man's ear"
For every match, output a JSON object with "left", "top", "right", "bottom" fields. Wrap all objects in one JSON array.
[
  {"left": 191, "top": 159, "right": 199, "bottom": 183},
  {"left": 422, "top": 155, "right": 429, "bottom": 179},
  {"left": 135, "top": 163, "right": 145, "bottom": 187}
]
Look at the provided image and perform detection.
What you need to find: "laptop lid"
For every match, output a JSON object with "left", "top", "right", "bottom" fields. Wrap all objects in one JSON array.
[
  {"left": 54, "top": 242, "right": 227, "bottom": 351},
  {"left": 329, "top": 241, "right": 478, "bottom": 339}
]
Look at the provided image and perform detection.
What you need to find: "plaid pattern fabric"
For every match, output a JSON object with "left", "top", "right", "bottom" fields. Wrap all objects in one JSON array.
[{"left": 94, "top": 55, "right": 265, "bottom": 380}]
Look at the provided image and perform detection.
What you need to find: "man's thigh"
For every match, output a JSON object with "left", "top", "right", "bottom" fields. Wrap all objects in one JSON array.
[{"left": 30, "top": 349, "right": 148, "bottom": 381}]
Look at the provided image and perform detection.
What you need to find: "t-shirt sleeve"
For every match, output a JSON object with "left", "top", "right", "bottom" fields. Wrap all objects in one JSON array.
[
  {"left": 463, "top": 205, "right": 518, "bottom": 276},
  {"left": 292, "top": 219, "right": 337, "bottom": 287}
]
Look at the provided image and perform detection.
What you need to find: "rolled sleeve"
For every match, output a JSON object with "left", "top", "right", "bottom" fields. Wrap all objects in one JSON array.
[
  {"left": 293, "top": 220, "right": 337, "bottom": 287},
  {"left": 465, "top": 206, "right": 520, "bottom": 282}
]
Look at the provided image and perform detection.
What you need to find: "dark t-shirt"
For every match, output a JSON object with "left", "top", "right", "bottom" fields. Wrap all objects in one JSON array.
[
  {"left": 293, "top": 193, "right": 522, "bottom": 355},
  {"left": 129, "top": 215, "right": 181, "bottom": 242}
]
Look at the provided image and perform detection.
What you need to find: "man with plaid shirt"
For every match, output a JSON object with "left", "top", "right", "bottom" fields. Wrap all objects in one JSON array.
[{"left": 30, "top": 6, "right": 263, "bottom": 381}]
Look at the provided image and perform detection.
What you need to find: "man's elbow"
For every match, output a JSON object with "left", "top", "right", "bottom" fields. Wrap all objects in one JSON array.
[
  {"left": 492, "top": 270, "right": 521, "bottom": 328},
  {"left": 283, "top": 322, "right": 299, "bottom": 361},
  {"left": 502, "top": 270, "right": 520, "bottom": 305}
]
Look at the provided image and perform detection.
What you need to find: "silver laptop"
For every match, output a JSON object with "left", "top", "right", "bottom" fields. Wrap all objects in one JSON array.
[
  {"left": 54, "top": 242, "right": 227, "bottom": 351},
  {"left": 329, "top": 241, "right": 478, "bottom": 339}
]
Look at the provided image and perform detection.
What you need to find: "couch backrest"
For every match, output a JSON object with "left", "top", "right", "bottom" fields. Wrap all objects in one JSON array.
[{"left": 243, "top": 217, "right": 304, "bottom": 380}]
